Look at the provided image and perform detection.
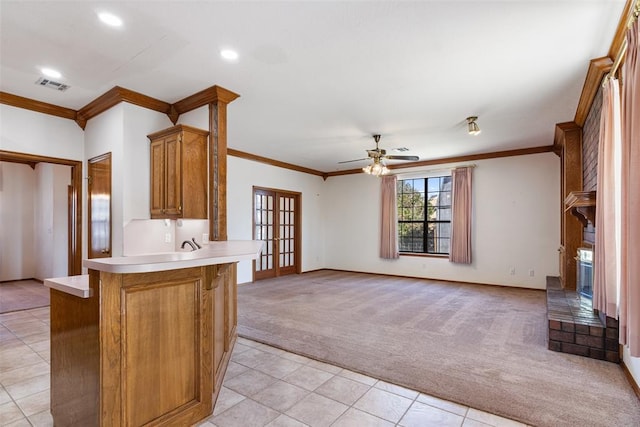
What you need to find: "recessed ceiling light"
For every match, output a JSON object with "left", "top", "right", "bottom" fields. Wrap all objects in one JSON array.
[
  {"left": 220, "top": 49, "right": 239, "bottom": 61},
  {"left": 41, "top": 68, "right": 61, "bottom": 79},
  {"left": 98, "top": 12, "right": 123, "bottom": 27}
]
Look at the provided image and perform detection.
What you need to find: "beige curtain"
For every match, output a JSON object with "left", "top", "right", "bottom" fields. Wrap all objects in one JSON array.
[
  {"left": 449, "top": 167, "right": 472, "bottom": 264},
  {"left": 620, "top": 18, "right": 640, "bottom": 356},
  {"left": 593, "top": 78, "right": 621, "bottom": 317},
  {"left": 380, "top": 174, "right": 399, "bottom": 259}
]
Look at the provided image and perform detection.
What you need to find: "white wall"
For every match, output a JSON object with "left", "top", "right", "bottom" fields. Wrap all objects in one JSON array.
[
  {"left": 84, "top": 106, "right": 125, "bottom": 257},
  {"left": 178, "top": 106, "right": 208, "bottom": 129},
  {"left": 0, "top": 162, "right": 69, "bottom": 281},
  {"left": 51, "top": 164, "right": 70, "bottom": 278},
  {"left": 0, "top": 163, "right": 36, "bottom": 281},
  {"left": 122, "top": 104, "right": 173, "bottom": 224},
  {"left": 624, "top": 348, "right": 640, "bottom": 392},
  {"left": 34, "top": 163, "right": 70, "bottom": 280},
  {"left": 34, "top": 165, "right": 54, "bottom": 280},
  {"left": 322, "top": 153, "right": 561, "bottom": 289},
  {"left": 0, "top": 103, "right": 561, "bottom": 290},
  {"left": 85, "top": 104, "right": 172, "bottom": 257},
  {"left": 227, "top": 156, "right": 326, "bottom": 283},
  {"left": 179, "top": 106, "right": 328, "bottom": 283},
  {"left": 0, "top": 106, "right": 83, "bottom": 278},
  {"left": 0, "top": 104, "right": 84, "bottom": 160}
]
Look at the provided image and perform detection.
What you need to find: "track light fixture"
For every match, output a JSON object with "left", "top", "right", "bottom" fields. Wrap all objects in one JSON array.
[{"left": 467, "top": 116, "right": 481, "bottom": 135}]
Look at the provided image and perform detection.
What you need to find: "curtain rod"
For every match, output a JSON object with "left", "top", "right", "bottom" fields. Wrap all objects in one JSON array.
[
  {"left": 603, "top": 0, "right": 639, "bottom": 85},
  {"left": 604, "top": 39, "right": 628, "bottom": 85}
]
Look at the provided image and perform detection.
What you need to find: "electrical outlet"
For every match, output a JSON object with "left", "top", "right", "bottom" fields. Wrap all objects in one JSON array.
[
  {"left": 165, "top": 233, "right": 172, "bottom": 243},
  {"left": 529, "top": 269, "right": 535, "bottom": 277},
  {"left": 509, "top": 267, "right": 515, "bottom": 275},
  {"left": 202, "top": 233, "right": 209, "bottom": 243}
]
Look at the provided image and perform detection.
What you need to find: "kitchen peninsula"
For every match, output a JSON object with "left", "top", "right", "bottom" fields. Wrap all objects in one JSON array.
[{"left": 45, "top": 240, "right": 263, "bottom": 427}]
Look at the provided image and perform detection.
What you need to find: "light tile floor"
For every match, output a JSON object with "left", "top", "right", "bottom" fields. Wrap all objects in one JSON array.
[{"left": 1, "top": 307, "right": 531, "bottom": 427}]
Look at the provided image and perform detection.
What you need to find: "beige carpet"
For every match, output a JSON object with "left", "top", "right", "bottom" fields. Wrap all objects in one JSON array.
[
  {"left": 0, "top": 280, "right": 49, "bottom": 314},
  {"left": 237, "top": 270, "right": 640, "bottom": 427}
]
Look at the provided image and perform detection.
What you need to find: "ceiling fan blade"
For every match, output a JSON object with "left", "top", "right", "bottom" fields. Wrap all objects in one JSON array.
[
  {"left": 385, "top": 155, "right": 420, "bottom": 161},
  {"left": 338, "top": 157, "right": 369, "bottom": 164}
]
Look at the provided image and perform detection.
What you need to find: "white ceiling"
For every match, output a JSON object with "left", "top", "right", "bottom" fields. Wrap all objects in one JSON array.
[{"left": 0, "top": 1, "right": 625, "bottom": 173}]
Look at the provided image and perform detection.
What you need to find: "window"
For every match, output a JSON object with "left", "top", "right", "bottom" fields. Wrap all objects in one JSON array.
[{"left": 397, "top": 176, "right": 452, "bottom": 254}]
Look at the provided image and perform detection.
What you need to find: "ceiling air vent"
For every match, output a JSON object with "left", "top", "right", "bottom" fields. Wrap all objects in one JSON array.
[{"left": 35, "top": 77, "right": 70, "bottom": 91}]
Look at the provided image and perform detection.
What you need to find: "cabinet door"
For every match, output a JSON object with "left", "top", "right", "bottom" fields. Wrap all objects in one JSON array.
[
  {"left": 150, "top": 139, "right": 166, "bottom": 217},
  {"left": 164, "top": 134, "right": 182, "bottom": 217},
  {"left": 117, "top": 268, "right": 213, "bottom": 426}
]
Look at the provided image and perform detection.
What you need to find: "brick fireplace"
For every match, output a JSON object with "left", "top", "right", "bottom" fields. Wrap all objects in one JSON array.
[{"left": 546, "top": 276, "right": 619, "bottom": 363}]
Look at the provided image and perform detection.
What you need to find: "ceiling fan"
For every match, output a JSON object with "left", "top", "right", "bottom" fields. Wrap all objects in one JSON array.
[{"left": 339, "top": 134, "right": 419, "bottom": 165}]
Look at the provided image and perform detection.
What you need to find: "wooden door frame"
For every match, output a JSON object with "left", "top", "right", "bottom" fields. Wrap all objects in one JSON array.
[
  {"left": 252, "top": 186, "right": 302, "bottom": 280},
  {"left": 88, "top": 152, "right": 112, "bottom": 259},
  {"left": 0, "top": 150, "right": 83, "bottom": 275}
]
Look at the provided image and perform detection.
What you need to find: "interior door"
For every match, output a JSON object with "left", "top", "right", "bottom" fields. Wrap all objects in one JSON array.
[
  {"left": 88, "top": 153, "right": 112, "bottom": 259},
  {"left": 253, "top": 187, "right": 301, "bottom": 280}
]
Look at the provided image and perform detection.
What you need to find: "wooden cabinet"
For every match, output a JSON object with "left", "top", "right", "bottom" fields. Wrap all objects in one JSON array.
[
  {"left": 50, "top": 264, "right": 239, "bottom": 427},
  {"left": 148, "top": 125, "right": 208, "bottom": 219}
]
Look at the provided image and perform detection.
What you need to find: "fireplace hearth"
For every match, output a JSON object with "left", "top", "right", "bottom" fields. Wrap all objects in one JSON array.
[{"left": 546, "top": 276, "right": 619, "bottom": 363}]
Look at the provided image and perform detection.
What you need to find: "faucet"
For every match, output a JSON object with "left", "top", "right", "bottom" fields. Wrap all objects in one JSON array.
[
  {"left": 181, "top": 240, "right": 197, "bottom": 251},
  {"left": 192, "top": 237, "right": 202, "bottom": 249}
]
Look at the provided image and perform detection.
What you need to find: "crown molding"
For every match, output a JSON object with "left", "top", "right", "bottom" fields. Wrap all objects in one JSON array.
[
  {"left": 173, "top": 85, "right": 241, "bottom": 117},
  {"left": 326, "top": 146, "right": 555, "bottom": 178},
  {"left": 0, "top": 149, "right": 82, "bottom": 167},
  {"left": 227, "top": 148, "right": 328, "bottom": 179},
  {"left": 553, "top": 121, "right": 582, "bottom": 157},
  {"left": 1, "top": 85, "right": 240, "bottom": 130},
  {"left": 573, "top": 57, "right": 613, "bottom": 127},
  {"left": 554, "top": 122, "right": 582, "bottom": 144},
  {"left": 76, "top": 86, "right": 172, "bottom": 129},
  {"left": 572, "top": 0, "right": 636, "bottom": 128},
  {"left": 0, "top": 91, "right": 77, "bottom": 121},
  {"left": 229, "top": 145, "right": 553, "bottom": 179}
]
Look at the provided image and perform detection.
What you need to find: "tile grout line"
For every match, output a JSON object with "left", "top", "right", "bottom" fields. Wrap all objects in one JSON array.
[
  {"left": 0, "top": 310, "right": 47, "bottom": 427},
  {"left": 227, "top": 342, "right": 480, "bottom": 427}
]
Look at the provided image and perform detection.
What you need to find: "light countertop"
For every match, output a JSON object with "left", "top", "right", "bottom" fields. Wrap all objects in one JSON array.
[
  {"left": 83, "top": 240, "right": 264, "bottom": 274},
  {"left": 45, "top": 275, "right": 91, "bottom": 298}
]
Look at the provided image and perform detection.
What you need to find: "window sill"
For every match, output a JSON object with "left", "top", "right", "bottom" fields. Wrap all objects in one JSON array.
[{"left": 399, "top": 252, "right": 449, "bottom": 259}]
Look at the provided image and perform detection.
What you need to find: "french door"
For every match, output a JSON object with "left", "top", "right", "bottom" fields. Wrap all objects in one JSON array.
[{"left": 253, "top": 187, "right": 301, "bottom": 280}]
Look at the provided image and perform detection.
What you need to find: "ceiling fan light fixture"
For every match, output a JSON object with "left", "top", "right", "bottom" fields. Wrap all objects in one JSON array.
[
  {"left": 467, "top": 116, "right": 481, "bottom": 135},
  {"left": 363, "top": 158, "right": 389, "bottom": 177}
]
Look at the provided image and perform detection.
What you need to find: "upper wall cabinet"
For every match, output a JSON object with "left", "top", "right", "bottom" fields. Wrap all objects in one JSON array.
[{"left": 148, "top": 125, "right": 209, "bottom": 219}]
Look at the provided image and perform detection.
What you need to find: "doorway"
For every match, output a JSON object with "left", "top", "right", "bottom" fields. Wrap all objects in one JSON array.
[
  {"left": 253, "top": 187, "right": 301, "bottom": 280},
  {"left": 0, "top": 150, "right": 82, "bottom": 275},
  {"left": 88, "top": 153, "right": 112, "bottom": 259}
]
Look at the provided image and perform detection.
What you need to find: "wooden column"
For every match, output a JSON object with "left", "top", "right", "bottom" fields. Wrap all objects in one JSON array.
[
  {"left": 554, "top": 122, "right": 583, "bottom": 290},
  {"left": 208, "top": 87, "right": 240, "bottom": 241},
  {"left": 169, "top": 85, "right": 239, "bottom": 242}
]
